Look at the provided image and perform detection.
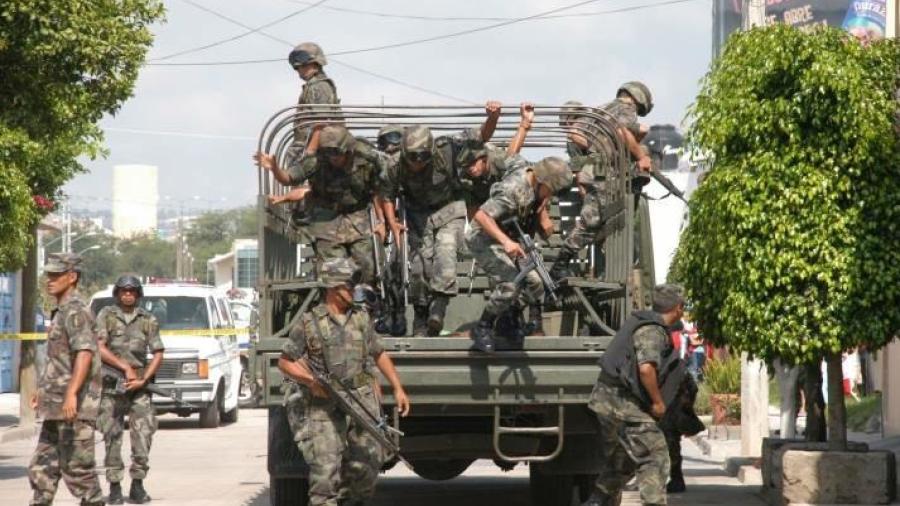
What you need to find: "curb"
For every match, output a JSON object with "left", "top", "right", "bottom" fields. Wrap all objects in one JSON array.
[{"left": 0, "top": 424, "right": 34, "bottom": 444}]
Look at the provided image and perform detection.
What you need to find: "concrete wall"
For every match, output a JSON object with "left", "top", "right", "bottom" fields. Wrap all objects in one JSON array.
[{"left": 112, "top": 164, "right": 159, "bottom": 237}]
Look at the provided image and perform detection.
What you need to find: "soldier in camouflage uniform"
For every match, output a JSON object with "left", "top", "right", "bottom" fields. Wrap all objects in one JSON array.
[
  {"left": 29, "top": 253, "right": 104, "bottom": 506},
  {"left": 466, "top": 158, "right": 574, "bottom": 352},
  {"left": 277, "top": 258, "right": 410, "bottom": 506},
  {"left": 94, "top": 275, "right": 164, "bottom": 504},
  {"left": 380, "top": 102, "right": 501, "bottom": 336},
  {"left": 289, "top": 42, "right": 340, "bottom": 154},
  {"left": 257, "top": 125, "right": 388, "bottom": 285},
  {"left": 550, "top": 83, "right": 655, "bottom": 280},
  {"left": 582, "top": 284, "right": 686, "bottom": 506},
  {"left": 376, "top": 124, "right": 403, "bottom": 157}
]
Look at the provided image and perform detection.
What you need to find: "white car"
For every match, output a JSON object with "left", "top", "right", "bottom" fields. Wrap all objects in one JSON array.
[
  {"left": 228, "top": 299, "right": 260, "bottom": 407},
  {"left": 90, "top": 282, "right": 241, "bottom": 428}
]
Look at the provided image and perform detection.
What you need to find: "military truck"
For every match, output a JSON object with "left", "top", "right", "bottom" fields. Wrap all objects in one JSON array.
[{"left": 250, "top": 104, "right": 660, "bottom": 506}]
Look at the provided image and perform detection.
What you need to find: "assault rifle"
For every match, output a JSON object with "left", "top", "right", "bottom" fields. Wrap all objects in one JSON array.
[
  {"left": 398, "top": 196, "right": 410, "bottom": 305},
  {"left": 294, "top": 359, "right": 410, "bottom": 468},
  {"left": 504, "top": 218, "right": 559, "bottom": 303},
  {"left": 635, "top": 156, "right": 688, "bottom": 203},
  {"left": 101, "top": 364, "right": 196, "bottom": 409}
]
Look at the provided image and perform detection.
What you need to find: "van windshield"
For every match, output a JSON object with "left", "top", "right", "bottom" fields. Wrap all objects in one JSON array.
[{"left": 91, "top": 296, "right": 210, "bottom": 331}]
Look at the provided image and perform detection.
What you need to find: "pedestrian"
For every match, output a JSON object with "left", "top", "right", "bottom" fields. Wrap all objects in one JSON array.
[
  {"left": 94, "top": 275, "right": 165, "bottom": 504},
  {"left": 255, "top": 125, "right": 388, "bottom": 287},
  {"left": 582, "top": 284, "right": 687, "bottom": 506},
  {"left": 277, "top": 258, "right": 410, "bottom": 506},
  {"left": 28, "top": 253, "right": 105, "bottom": 506},
  {"left": 550, "top": 82, "right": 655, "bottom": 280},
  {"left": 465, "top": 157, "right": 574, "bottom": 352},
  {"left": 378, "top": 102, "right": 502, "bottom": 336}
]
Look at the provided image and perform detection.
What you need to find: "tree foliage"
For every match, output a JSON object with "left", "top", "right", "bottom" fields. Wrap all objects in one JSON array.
[
  {"left": 672, "top": 25, "right": 900, "bottom": 364},
  {"left": 0, "top": 163, "right": 33, "bottom": 270},
  {"left": 186, "top": 206, "right": 257, "bottom": 277},
  {"left": 0, "top": 0, "right": 164, "bottom": 271}
]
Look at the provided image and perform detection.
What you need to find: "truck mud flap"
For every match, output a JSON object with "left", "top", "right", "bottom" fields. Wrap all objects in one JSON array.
[
  {"left": 267, "top": 406, "right": 309, "bottom": 478},
  {"left": 492, "top": 389, "right": 565, "bottom": 463}
]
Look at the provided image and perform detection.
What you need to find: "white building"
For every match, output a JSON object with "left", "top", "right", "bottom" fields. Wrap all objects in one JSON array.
[
  {"left": 112, "top": 164, "right": 158, "bottom": 237},
  {"left": 207, "top": 239, "right": 259, "bottom": 296}
]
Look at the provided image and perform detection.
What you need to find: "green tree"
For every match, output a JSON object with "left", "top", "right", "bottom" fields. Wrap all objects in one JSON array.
[
  {"left": 116, "top": 233, "right": 175, "bottom": 279},
  {"left": 0, "top": 164, "right": 33, "bottom": 271},
  {"left": 673, "top": 26, "right": 900, "bottom": 446},
  {"left": 186, "top": 206, "right": 257, "bottom": 277}
]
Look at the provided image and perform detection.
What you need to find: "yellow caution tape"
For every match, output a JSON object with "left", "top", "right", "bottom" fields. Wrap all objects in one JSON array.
[{"left": 0, "top": 328, "right": 252, "bottom": 341}]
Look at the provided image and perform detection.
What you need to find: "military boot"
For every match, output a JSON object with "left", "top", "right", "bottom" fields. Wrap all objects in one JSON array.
[
  {"left": 666, "top": 474, "right": 686, "bottom": 493},
  {"left": 412, "top": 305, "right": 429, "bottom": 336},
  {"left": 581, "top": 491, "right": 622, "bottom": 506},
  {"left": 470, "top": 310, "right": 496, "bottom": 353},
  {"left": 80, "top": 501, "right": 106, "bottom": 506},
  {"left": 548, "top": 248, "right": 576, "bottom": 281},
  {"left": 107, "top": 482, "right": 123, "bottom": 505},
  {"left": 389, "top": 310, "right": 407, "bottom": 337},
  {"left": 426, "top": 295, "right": 449, "bottom": 336},
  {"left": 525, "top": 305, "right": 544, "bottom": 336},
  {"left": 128, "top": 480, "right": 151, "bottom": 504}
]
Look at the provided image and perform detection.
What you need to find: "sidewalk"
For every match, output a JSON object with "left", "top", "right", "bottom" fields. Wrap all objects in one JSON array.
[{"left": 0, "top": 393, "right": 35, "bottom": 444}]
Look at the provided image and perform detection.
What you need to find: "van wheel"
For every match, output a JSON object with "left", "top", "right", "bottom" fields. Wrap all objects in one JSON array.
[
  {"left": 238, "top": 361, "right": 259, "bottom": 408},
  {"left": 199, "top": 387, "right": 222, "bottom": 428},
  {"left": 222, "top": 403, "right": 239, "bottom": 424},
  {"left": 269, "top": 477, "right": 309, "bottom": 506}
]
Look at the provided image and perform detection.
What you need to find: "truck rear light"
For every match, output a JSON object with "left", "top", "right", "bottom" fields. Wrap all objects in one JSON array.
[{"left": 198, "top": 359, "right": 209, "bottom": 379}]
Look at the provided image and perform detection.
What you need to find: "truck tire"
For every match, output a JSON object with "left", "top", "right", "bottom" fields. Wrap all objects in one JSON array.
[
  {"left": 238, "top": 360, "right": 259, "bottom": 408},
  {"left": 529, "top": 465, "right": 575, "bottom": 506},
  {"left": 575, "top": 474, "right": 599, "bottom": 503},
  {"left": 222, "top": 404, "right": 239, "bottom": 424},
  {"left": 411, "top": 459, "right": 473, "bottom": 481},
  {"left": 269, "top": 476, "right": 309, "bottom": 506},
  {"left": 199, "top": 388, "right": 222, "bottom": 429}
]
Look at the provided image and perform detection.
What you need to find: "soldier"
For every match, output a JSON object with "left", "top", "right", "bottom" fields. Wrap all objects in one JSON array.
[
  {"left": 28, "top": 253, "right": 104, "bottom": 506},
  {"left": 95, "top": 276, "right": 164, "bottom": 504},
  {"left": 380, "top": 102, "right": 502, "bottom": 336},
  {"left": 277, "top": 258, "right": 411, "bottom": 506},
  {"left": 582, "top": 284, "right": 686, "bottom": 506},
  {"left": 373, "top": 124, "right": 407, "bottom": 337},
  {"left": 255, "top": 125, "right": 388, "bottom": 286},
  {"left": 376, "top": 124, "right": 403, "bottom": 157},
  {"left": 550, "top": 82, "right": 655, "bottom": 280},
  {"left": 288, "top": 42, "right": 340, "bottom": 152},
  {"left": 466, "top": 158, "right": 574, "bottom": 352}
]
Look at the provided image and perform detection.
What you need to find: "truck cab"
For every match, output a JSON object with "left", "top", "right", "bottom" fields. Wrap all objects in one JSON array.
[{"left": 91, "top": 282, "right": 242, "bottom": 428}]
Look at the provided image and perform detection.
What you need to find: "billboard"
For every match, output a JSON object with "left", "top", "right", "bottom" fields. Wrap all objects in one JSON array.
[{"left": 713, "top": 1, "right": 888, "bottom": 55}]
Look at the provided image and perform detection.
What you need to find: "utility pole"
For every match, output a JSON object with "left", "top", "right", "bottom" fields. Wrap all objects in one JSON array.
[
  {"left": 742, "top": 0, "right": 767, "bottom": 30},
  {"left": 176, "top": 206, "right": 184, "bottom": 279}
]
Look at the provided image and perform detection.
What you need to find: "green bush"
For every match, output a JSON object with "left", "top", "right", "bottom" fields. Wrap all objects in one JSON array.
[{"left": 704, "top": 355, "right": 741, "bottom": 395}]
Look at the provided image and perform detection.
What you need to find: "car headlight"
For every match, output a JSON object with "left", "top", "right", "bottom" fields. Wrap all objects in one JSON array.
[{"left": 182, "top": 362, "right": 198, "bottom": 375}]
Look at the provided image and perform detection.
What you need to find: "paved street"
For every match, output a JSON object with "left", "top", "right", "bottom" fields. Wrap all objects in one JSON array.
[{"left": 1, "top": 407, "right": 767, "bottom": 506}]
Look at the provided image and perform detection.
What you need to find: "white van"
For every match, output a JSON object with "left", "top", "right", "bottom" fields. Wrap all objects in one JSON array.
[{"left": 90, "top": 282, "right": 241, "bottom": 428}]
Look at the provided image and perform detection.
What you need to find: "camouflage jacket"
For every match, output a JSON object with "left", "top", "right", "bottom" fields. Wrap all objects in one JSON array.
[
  {"left": 39, "top": 290, "right": 102, "bottom": 421},
  {"left": 283, "top": 304, "right": 384, "bottom": 387},
  {"left": 468, "top": 166, "right": 538, "bottom": 239},
  {"left": 379, "top": 128, "right": 481, "bottom": 212},
  {"left": 94, "top": 305, "right": 164, "bottom": 370},
  {"left": 459, "top": 145, "right": 530, "bottom": 209},
  {"left": 569, "top": 98, "right": 641, "bottom": 181},
  {"left": 291, "top": 71, "right": 341, "bottom": 157},
  {"left": 286, "top": 139, "right": 386, "bottom": 216}
]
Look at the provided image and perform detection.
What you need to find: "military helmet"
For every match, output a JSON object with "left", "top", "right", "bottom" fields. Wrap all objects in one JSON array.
[
  {"left": 617, "top": 81, "right": 653, "bottom": 116},
  {"left": 531, "top": 157, "right": 573, "bottom": 194},
  {"left": 288, "top": 42, "right": 327, "bottom": 68},
  {"left": 318, "top": 125, "right": 355, "bottom": 154},
  {"left": 455, "top": 139, "right": 488, "bottom": 169},
  {"left": 377, "top": 124, "right": 404, "bottom": 152},
  {"left": 113, "top": 275, "right": 144, "bottom": 298},
  {"left": 559, "top": 100, "right": 585, "bottom": 126},
  {"left": 401, "top": 125, "right": 434, "bottom": 161},
  {"left": 318, "top": 258, "right": 361, "bottom": 288},
  {"left": 652, "top": 283, "right": 685, "bottom": 313}
]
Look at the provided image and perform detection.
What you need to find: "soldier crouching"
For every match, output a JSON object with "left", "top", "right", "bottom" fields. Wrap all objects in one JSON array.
[
  {"left": 29, "top": 253, "right": 105, "bottom": 506},
  {"left": 278, "top": 258, "right": 410, "bottom": 506}
]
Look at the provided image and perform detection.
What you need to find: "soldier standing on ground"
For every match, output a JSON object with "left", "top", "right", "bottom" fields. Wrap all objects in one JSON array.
[
  {"left": 94, "top": 276, "right": 164, "bottom": 504},
  {"left": 379, "top": 102, "right": 502, "bottom": 336},
  {"left": 255, "top": 125, "right": 388, "bottom": 286},
  {"left": 466, "top": 158, "right": 574, "bottom": 352},
  {"left": 550, "top": 82, "right": 654, "bottom": 280},
  {"left": 277, "top": 258, "right": 410, "bottom": 506},
  {"left": 582, "top": 284, "right": 686, "bottom": 506},
  {"left": 28, "top": 253, "right": 105, "bottom": 506}
]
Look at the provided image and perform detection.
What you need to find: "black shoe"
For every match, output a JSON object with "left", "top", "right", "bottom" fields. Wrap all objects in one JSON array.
[
  {"left": 107, "top": 482, "right": 123, "bottom": 505},
  {"left": 525, "top": 305, "right": 544, "bottom": 336},
  {"left": 412, "top": 305, "right": 428, "bottom": 336},
  {"left": 389, "top": 312, "right": 407, "bottom": 337},
  {"left": 81, "top": 500, "right": 106, "bottom": 506},
  {"left": 666, "top": 476, "right": 686, "bottom": 493},
  {"left": 128, "top": 480, "right": 151, "bottom": 504},
  {"left": 469, "top": 311, "right": 496, "bottom": 353},
  {"left": 426, "top": 295, "right": 449, "bottom": 336}
]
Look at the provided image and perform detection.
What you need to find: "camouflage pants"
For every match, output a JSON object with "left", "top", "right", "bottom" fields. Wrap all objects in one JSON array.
[
  {"left": 97, "top": 390, "right": 157, "bottom": 482},
  {"left": 407, "top": 204, "right": 464, "bottom": 306},
  {"left": 311, "top": 209, "right": 375, "bottom": 286},
  {"left": 466, "top": 231, "right": 544, "bottom": 316},
  {"left": 561, "top": 183, "right": 609, "bottom": 256},
  {"left": 589, "top": 382, "right": 669, "bottom": 505},
  {"left": 288, "top": 385, "right": 384, "bottom": 506},
  {"left": 29, "top": 419, "right": 104, "bottom": 505}
]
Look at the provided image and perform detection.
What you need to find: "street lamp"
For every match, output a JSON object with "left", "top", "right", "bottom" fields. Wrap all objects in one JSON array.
[
  {"left": 75, "top": 244, "right": 102, "bottom": 256},
  {"left": 44, "top": 231, "right": 100, "bottom": 250}
]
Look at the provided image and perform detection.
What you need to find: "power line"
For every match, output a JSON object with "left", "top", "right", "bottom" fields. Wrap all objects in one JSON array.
[
  {"left": 147, "top": 0, "right": 703, "bottom": 67},
  {"left": 104, "top": 126, "right": 256, "bottom": 141},
  {"left": 151, "top": 0, "right": 330, "bottom": 62}
]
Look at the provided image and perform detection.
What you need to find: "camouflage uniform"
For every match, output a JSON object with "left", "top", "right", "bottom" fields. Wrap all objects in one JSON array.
[
  {"left": 286, "top": 129, "right": 387, "bottom": 285},
  {"left": 458, "top": 143, "right": 529, "bottom": 210},
  {"left": 283, "top": 261, "right": 385, "bottom": 506},
  {"left": 379, "top": 128, "right": 481, "bottom": 310},
  {"left": 94, "top": 305, "right": 164, "bottom": 484},
  {"left": 587, "top": 324, "right": 671, "bottom": 505},
  {"left": 29, "top": 255, "right": 104, "bottom": 506},
  {"left": 559, "top": 97, "right": 642, "bottom": 259}
]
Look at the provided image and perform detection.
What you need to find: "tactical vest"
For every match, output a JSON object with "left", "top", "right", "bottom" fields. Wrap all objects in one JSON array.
[
  {"left": 598, "top": 311, "right": 683, "bottom": 407},
  {"left": 308, "top": 143, "right": 377, "bottom": 214},
  {"left": 303, "top": 307, "right": 371, "bottom": 388},
  {"left": 399, "top": 137, "right": 462, "bottom": 211},
  {"left": 298, "top": 74, "right": 339, "bottom": 106}
]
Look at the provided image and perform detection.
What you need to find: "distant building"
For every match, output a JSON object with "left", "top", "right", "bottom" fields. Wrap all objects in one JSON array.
[
  {"left": 112, "top": 164, "right": 158, "bottom": 237},
  {"left": 207, "top": 239, "right": 259, "bottom": 296}
]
